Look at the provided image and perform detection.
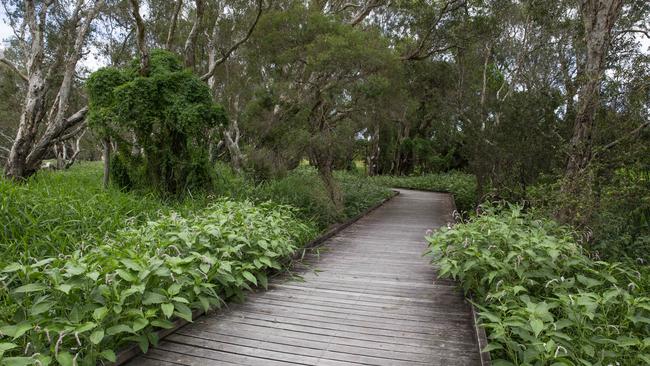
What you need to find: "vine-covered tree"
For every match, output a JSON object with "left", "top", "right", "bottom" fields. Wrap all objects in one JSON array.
[{"left": 87, "top": 50, "right": 226, "bottom": 194}]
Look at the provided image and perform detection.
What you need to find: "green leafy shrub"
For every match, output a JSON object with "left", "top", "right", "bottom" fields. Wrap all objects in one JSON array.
[
  {"left": 427, "top": 205, "right": 650, "bottom": 365},
  {"left": 254, "top": 167, "right": 339, "bottom": 228},
  {"left": 336, "top": 170, "right": 394, "bottom": 219},
  {"left": 0, "top": 200, "right": 315, "bottom": 365},
  {"left": 243, "top": 147, "right": 292, "bottom": 183},
  {"left": 371, "top": 171, "right": 477, "bottom": 213},
  {"left": 253, "top": 167, "right": 393, "bottom": 229},
  {"left": 528, "top": 168, "right": 650, "bottom": 264},
  {"left": 87, "top": 50, "right": 227, "bottom": 195},
  {"left": 591, "top": 168, "right": 650, "bottom": 263}
]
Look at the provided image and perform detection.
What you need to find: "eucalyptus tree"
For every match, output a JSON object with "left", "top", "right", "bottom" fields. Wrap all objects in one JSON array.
[
  {"left": 455, "top": 0, "right": 572, "bottom": 199},
  {"left": 557, "top": 0, "right": 650, "bottom": 222},
  {"left": 243, "top": 3, "right": 403, "bottom": 208},
  {"left": 142, "top": 0, "right": 265, "bottom": 171},
  {"left": 557, "top": 0, "right": 625, "bottom": 220},
  {"left": 0, "top": 0, "right": 105, "bottom": 180}
]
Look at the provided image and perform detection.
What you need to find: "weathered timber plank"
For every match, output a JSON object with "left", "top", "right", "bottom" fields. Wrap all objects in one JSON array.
[
  {"left": 174, "top": 328, "right": 479, "bottom": 361},
  {"left": 222, "top": 300, "right": 473, "bottom": 326},
  {"left": 202, "top": 307, "right": 475, "bottom": 336}
]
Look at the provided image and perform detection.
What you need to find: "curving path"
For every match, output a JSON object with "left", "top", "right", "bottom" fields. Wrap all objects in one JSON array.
[{"left": 127, "top": 189, "right": 481, "bottom": 366}]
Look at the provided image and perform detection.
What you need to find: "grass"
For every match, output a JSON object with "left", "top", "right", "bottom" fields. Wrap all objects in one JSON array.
[{"left": 0, "top": 163, "right": 200, "bottom": 264}]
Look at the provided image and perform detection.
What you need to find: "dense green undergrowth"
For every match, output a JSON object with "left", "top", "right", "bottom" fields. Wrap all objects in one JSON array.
[
  {"left": 0, "top": 163, "right": 392, "bottom": 264},
  {"left": 529, "top": 168, "right": 650, "bottom": 264},
  {"left": 0, "top": 200, "right": 314, "bottom": 365},
  {"left": 370, "top": 171, "right": 477, "bottom": 213},
  {"left": 427, "top": 205, "right": 650, "bottom": 366},
  {"left": 254, "top": 168, "right": 394, "bottom": 230},
  {"left": 181, "top": 162, "right": 394, "bottom": 230}
]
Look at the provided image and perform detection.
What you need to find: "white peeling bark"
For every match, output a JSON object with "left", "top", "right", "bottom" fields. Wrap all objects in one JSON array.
[
  {"left": 224, "top": 119, "right": 244, "bottom": 172},
  {"left": 184, "top": 0, "right": 205, "bottom": 68},
  {"left": 5, "top": 0, "right": 104, "bottom": 179}
]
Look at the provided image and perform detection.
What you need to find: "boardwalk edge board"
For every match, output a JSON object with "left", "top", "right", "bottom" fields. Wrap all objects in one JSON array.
[
  {"left": 447, "top": 193, "right": 492, "bottom": 366},
  {"left": 112, "top": 190, "right": 400, "bottom": 366},
  {"left": 471, "top": 295, "right": 492, "bottom": 366}
]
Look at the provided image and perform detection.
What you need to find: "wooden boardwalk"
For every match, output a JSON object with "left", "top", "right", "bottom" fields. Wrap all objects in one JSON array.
[{"left": 128, "top": 190, "right": 481, "bottom": 366}]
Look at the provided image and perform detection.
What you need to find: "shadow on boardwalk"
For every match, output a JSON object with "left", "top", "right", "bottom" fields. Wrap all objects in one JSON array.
[{"left": 127, "top": 189, "right": 481, "bottom": 366}]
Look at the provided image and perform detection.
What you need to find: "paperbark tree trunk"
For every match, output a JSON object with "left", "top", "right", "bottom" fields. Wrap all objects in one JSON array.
[
  {"left": 184, "top": 0, "right": 204, "bottom": 68},
  {"left": 224, "top": 120, "right": 244, "bottom": 172},
  {"left": 4, "top": 0, "right": 50, "bottom": 180},
  {"left": 129, "top": 0, "right": 149, "bottom": 75},
  {"left": 559, "top": 0, "right": 623, "bottom": 222},
  {"left": 165, "top": 0, "right": 184, "bottom": 49},
  {"left": 4, "top": 0, "right": 103, "bottom": 180}
]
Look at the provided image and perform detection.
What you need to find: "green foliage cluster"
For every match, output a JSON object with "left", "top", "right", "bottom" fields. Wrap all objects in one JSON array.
[
  {"left": 400, "top": 138, "right": 460, "bottom": 174},
  {"left": 87, "top": 50, "right": 227, "bottom": 194},
  {"left": 0, "top": 199, "right": 315, "bottom": 365},
  {"left": 252, "top": 167, "right": 340, "bottom": 228},
  {"left": 252, "top": 166, "right": 393, "bottom": 230},
  {"left": 591, "top": 168, "right": 650, "bottom": 262},
  {"left": 336, "top": 170, "right": 395, "bottom": 220},
  {"left": 243, "top": 4, "right": 402, "bottom": 200},
  {"left": 427, "top": 206, "right": 650, "bottom": 365},
  {"left": 370, "top": 172, "right": 477, "bottom": 213},
  {"left": 528, "top": 167, "right": 650, "bottom": 264}
]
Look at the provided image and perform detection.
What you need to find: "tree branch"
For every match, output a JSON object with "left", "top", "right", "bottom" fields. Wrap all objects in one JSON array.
[
  {"left": 616, "top": 28, "right": 650, "bottom": 38},
  {"left": 401, "top": 44, "right": 457, "bottom": 61},
  {"left": 349, "top": 0, "right": 386, "bottom": 27},
  {"left": 401, "top": 0, "right": 464, "bottom": 60},
  {"left": 53, "top": 119, "right": 88, "bottom": 143},
  {"left": 0, "top": 130, "right": 14, "bottom": 143},
  {"left": 601, "top": 120, "right": 650, "bottom": 152},
  {"left": 129, "top": 0, "right": 149, "bottom": 75},
  {"left": 184, "top": 0, "right": 204, "bottom": 67},
  {"left": 25, "top": 106, "right": 89, "bottom": 169},
  {"left": 200, "top": 0, "right": 263, "bottom": 82},
  {"left": 0, "top": 52, "right": 28, "bottom": 82},
  {"left": 63, "top": 128, "right": 86, "bottom": 169}
]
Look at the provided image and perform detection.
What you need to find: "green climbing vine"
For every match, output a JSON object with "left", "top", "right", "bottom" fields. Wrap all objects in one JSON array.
[{"left": 87, "top": 50, "right": 227, "bottom": 194}]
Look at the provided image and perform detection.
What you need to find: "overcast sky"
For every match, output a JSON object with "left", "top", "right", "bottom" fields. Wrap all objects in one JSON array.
[{"left": 0, "top": 12, "right": 11, "bottom": 47}]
